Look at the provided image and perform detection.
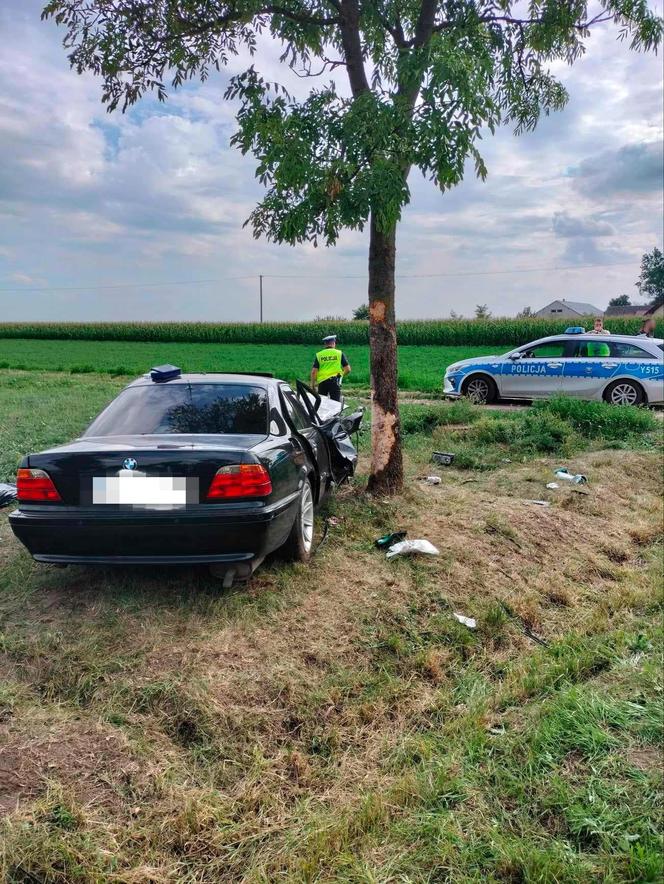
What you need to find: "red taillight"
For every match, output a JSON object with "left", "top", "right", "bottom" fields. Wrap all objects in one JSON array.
[
  {"left": 206, "top": 464, "right": 272, "bottom": 500},
  {"left": 16, "top": 468, "right": 62, "bottom": 502}
]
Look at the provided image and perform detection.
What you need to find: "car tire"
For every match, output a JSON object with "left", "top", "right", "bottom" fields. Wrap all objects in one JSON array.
[
  {"left": 281, "top": 479, "right": 315, "bottom": 563},
  {"left": 603, "top": 379, "right": 645, "bottom": 407},
  {"left": 462, "top": 374, "right": 498, "bottom": 405}
]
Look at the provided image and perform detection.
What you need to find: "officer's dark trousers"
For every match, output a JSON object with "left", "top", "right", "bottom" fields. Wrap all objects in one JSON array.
[{"left": 318, "top": 377, "right": 342, "bottom": 401}]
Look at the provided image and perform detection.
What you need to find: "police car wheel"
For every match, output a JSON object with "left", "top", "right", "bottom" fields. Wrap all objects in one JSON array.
[
  {"left": 281, "top": 479, "right": 315, "bottom": 562},
  {"left": 463, "top": 374, "right": 497, "bottom": 405},
  {"left": 604, "top": 380, "right": 644, "bottom": 407}
]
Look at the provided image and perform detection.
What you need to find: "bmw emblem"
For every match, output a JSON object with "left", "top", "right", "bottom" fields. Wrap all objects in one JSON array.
[{"left": 123, "top": 458, "right": 138, "bottom": 471}]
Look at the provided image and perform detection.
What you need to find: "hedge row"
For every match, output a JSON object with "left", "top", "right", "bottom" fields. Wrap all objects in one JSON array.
[{"left": 0, "top": 317, "right": 657, "bottom": 346}]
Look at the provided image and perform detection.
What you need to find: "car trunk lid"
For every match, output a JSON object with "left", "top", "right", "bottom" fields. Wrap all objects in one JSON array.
[{"left": 26, "top": 434, "right": 265, "bottom": 506}]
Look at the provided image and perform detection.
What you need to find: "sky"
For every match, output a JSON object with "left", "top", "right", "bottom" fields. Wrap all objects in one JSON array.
[{"left": 0, "top": 1, "right": 662, "bottom": 322}]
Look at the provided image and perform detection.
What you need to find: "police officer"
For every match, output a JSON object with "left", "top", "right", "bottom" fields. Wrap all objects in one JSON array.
[{"left": 310, "top": 334, "right": 351, "bottom": 401}]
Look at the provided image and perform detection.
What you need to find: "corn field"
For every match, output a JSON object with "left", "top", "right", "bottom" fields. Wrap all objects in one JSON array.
[{"left": 0, "top": 317, "right": 657, "bottom": 346}]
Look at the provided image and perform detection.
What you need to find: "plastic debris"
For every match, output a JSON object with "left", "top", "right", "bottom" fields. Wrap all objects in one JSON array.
[
  {"left": 554, "top": 467, "right": 587, "bottom": 485},
  {"left": 527, "top": 499, "right": 550, "bottom": 507},
  {"left": 432, "top": 451, "right": 455, "bottom": 466},
  {"left": 453, "top": 613, "right": 477, "bottom": 629},
  {"left": 386, "top": 539, "right": 439, "bottom": 559},
  {"left": 375, "top": 530, "right": 407, "bottom": 549},
  {"left": 546, "top": 482, "right": 559, "bottom": 490},
  {"left": 0, "top": 483, "right": 17, "bottom": 507},
  {"left": 424, "top": 476, "right": 441, "bottom": 485}
]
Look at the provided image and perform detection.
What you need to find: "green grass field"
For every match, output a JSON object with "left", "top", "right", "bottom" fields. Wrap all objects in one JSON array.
[
  {"left": 0, "top": 371, "right": 662, "bottom": 882},
  {"left": 0, "top": 338, "right": 495, "bottom": 392}
]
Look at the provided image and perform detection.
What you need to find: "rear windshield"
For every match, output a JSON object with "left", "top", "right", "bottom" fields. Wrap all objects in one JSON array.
[{"left": 84, "top": 384, "right": 269, "bottom": 437}]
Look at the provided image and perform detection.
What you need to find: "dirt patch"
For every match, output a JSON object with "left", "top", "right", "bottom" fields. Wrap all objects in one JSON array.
[
  {"left": 0, "top": 719, "right": 147, "bottom": 816},
  {"left": 626, "top": 745, "right": 663, "bottom": 773}
]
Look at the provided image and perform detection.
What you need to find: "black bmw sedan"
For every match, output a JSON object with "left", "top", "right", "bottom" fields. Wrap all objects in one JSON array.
[{"left": 9, "top": 367, "right": 362, "bottom": 585}]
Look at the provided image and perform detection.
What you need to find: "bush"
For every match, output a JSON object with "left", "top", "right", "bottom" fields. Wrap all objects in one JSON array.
[
  {"left": 469, "top": 417, "right": 516, "bottom": 446},
  {"left": 519, "top": 410, "right": 578, "bottom": 454},
  {"left": 401, "top": 399, "right": 478, "bottom": 434},
  {"left": 533, "top": 396, "right": 658, "bottom": 440},
  {"left": 405, "top": 394, "right": 659, "bottom": 472}
]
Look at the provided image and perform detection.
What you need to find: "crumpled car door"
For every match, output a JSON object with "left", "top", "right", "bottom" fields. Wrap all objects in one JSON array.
[{"left": 295, "top": 380, "right": 363, "bottom": 484}]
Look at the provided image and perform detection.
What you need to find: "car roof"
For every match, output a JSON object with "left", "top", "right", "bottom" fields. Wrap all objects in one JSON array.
[
  {"left": 519, "top": 334, "right": 663, "bottom": 347},
  {"left": 127, "top": 372, "right": 282, "bottom": 389}
]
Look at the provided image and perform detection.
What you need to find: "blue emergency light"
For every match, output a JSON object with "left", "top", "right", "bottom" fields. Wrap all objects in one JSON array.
[
  {"left": 564, "top": 326, "right": 585, "bottom": 335},
  {"left": 150, "top": 364, "right": 182, "bottom": 382}
]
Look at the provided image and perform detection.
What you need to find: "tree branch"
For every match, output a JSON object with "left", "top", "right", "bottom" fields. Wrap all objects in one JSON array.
[
  {"left": 413, "top": 0, "right": 438, "bottom": 47},
  {"left": 429, "top": 11, "right": 616, "bottom": 38},
  {"left": 169, "top": 2, "right": 340, "bottom": 41},
  {"left": 339, "top": 0, "right": 370, "bottom": 95}
]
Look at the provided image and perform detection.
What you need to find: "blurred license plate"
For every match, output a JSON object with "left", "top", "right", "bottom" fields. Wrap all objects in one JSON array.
[{"left": 93, "top": 476, "right": 193, "bottom": 505}]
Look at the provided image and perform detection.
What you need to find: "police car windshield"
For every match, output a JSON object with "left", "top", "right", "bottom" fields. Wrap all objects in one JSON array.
[{"left": 84, "top": 383, "right": 269, "bottom": 437}]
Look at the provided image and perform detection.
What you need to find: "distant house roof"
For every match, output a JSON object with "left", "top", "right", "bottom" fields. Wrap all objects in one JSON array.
[
  {"left": 562, "top": 301, "right": 604, "bottom": 316},
  {"left": 605, "top": 305, "right": 650, "bottom": 317},
  {"left": 534, "top": 299, "right": 605, "bottom": 318}
]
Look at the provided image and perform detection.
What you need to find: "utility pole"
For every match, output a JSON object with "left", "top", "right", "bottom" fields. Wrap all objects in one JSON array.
[{"left": 259, "top": 274, "right": 263, "bottom": 323}]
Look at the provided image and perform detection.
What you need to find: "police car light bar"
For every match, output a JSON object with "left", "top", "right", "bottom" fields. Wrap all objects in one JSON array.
[
  {"left": 564, "top": 326, "right": 585, "bottom": 334},
  {"left": 150, "top": 364, "right": 182, "bottom": 382}
]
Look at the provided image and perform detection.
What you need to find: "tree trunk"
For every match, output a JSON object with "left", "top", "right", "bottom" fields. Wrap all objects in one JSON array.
[{"left": 367, "top": 213, "right": 403, "bottom": 495}]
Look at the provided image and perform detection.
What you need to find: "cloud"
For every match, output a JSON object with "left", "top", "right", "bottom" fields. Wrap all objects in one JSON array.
[
  {"left": 0, "top": 0, "right": 662, "bottom": 322},
  {"left": 569, "top": 141, "right": 664, "bottom": 200},
  {"left": 552, "top": 212, "right": 616, "bottom": 237},
  {"left": 8, "top": 272, "right": 39, "bottom": 285}
]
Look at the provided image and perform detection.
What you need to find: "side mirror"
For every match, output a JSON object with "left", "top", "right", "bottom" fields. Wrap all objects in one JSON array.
[{"left": 508, "top": 352, "right": 522, "bottom": 361}]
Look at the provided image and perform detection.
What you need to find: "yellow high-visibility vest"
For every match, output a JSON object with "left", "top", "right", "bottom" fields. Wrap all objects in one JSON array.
[{"left": 316, "top": 348, "right": 343, "bottom": 383}]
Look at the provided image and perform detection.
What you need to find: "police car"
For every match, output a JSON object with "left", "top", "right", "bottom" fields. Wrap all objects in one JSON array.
[{"left": 444, "top": 328, "right": 664, "bottom": 406}]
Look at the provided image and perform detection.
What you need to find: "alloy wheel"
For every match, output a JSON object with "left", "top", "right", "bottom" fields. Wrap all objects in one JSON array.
[
  {"left": 466, "top": 377, "right": 490, "bottom": 404},
  {"left": 610, "top": 383, "right": 638, "bottom": 406},
  {"left": 300, "top": 482, "right": 315, "bottom": 553}
]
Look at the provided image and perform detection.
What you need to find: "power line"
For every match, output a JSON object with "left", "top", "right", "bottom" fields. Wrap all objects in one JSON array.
[
  {"left": 0, "top": 260, "right": 636, "bottom": 293},
  {"left": 0, "top": 275, "right": 256, "bottom": 293}
]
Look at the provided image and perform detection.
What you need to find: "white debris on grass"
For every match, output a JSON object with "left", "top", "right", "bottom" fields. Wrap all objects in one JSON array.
[
  {"left": 386, "top": 539, "right": 440, "bottom": 559},
  {"left": 453, "top": 613, "right": 477, "bottom": 629}
]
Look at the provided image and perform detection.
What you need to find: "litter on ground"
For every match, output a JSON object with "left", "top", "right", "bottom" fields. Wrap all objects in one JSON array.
[
  {"left": 527, "top": 499, "right": 551, "bottom": 507},
  {"left": 386, "top": 539, "right": 439, "bottom": 559},
  {"left": 0, "top": 484, "right": 17, "bottom": 507},
  {"left": 432, "top": 452, "right": 455, "bottom": 466},
  {"left": 554, "top": 467, "right": 588, "bottom": 485},
  {"left": 453, "top": 613, "right": 477, "bottom": 629},
  {"left": 546, "top": 482, "right": 559, "bottom": 489},
  {"left": 374, "top": 530, "right": 407, "bottom": 549},
  {"left": 424, "top": 476, "right": 441, "bottom": 485}
]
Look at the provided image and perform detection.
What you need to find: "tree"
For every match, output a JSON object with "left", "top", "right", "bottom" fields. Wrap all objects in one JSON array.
[
  {"left": 516, "top": 306, "right": 533, "bottom": 318},
  {"left": 43, "top": 1, "right": 662, "bottom": 494},
  {"left": 474, "top": 304, "right": 491, "bottom": 320},
  {"left": 352, "top": 303, "right": 370, "bottom": 320},
  {"left": 609, "top": 294, "right": 631, "bottom": 306},
  {"left": 636, "top": 247, "right": 664, "bottom": 309}
]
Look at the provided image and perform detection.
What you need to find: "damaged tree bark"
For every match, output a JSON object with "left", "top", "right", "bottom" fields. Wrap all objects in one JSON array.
[{"left": 367, "top": 213, "right": 403, "bottom": 494}]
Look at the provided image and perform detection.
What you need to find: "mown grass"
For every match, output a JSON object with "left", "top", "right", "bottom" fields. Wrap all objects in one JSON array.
[
  {"left": 0, "top": 370, "right": 662, "bottom": 882},
  {"left": 0, "top": 340, "right": 492, "bottom": 393}
]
